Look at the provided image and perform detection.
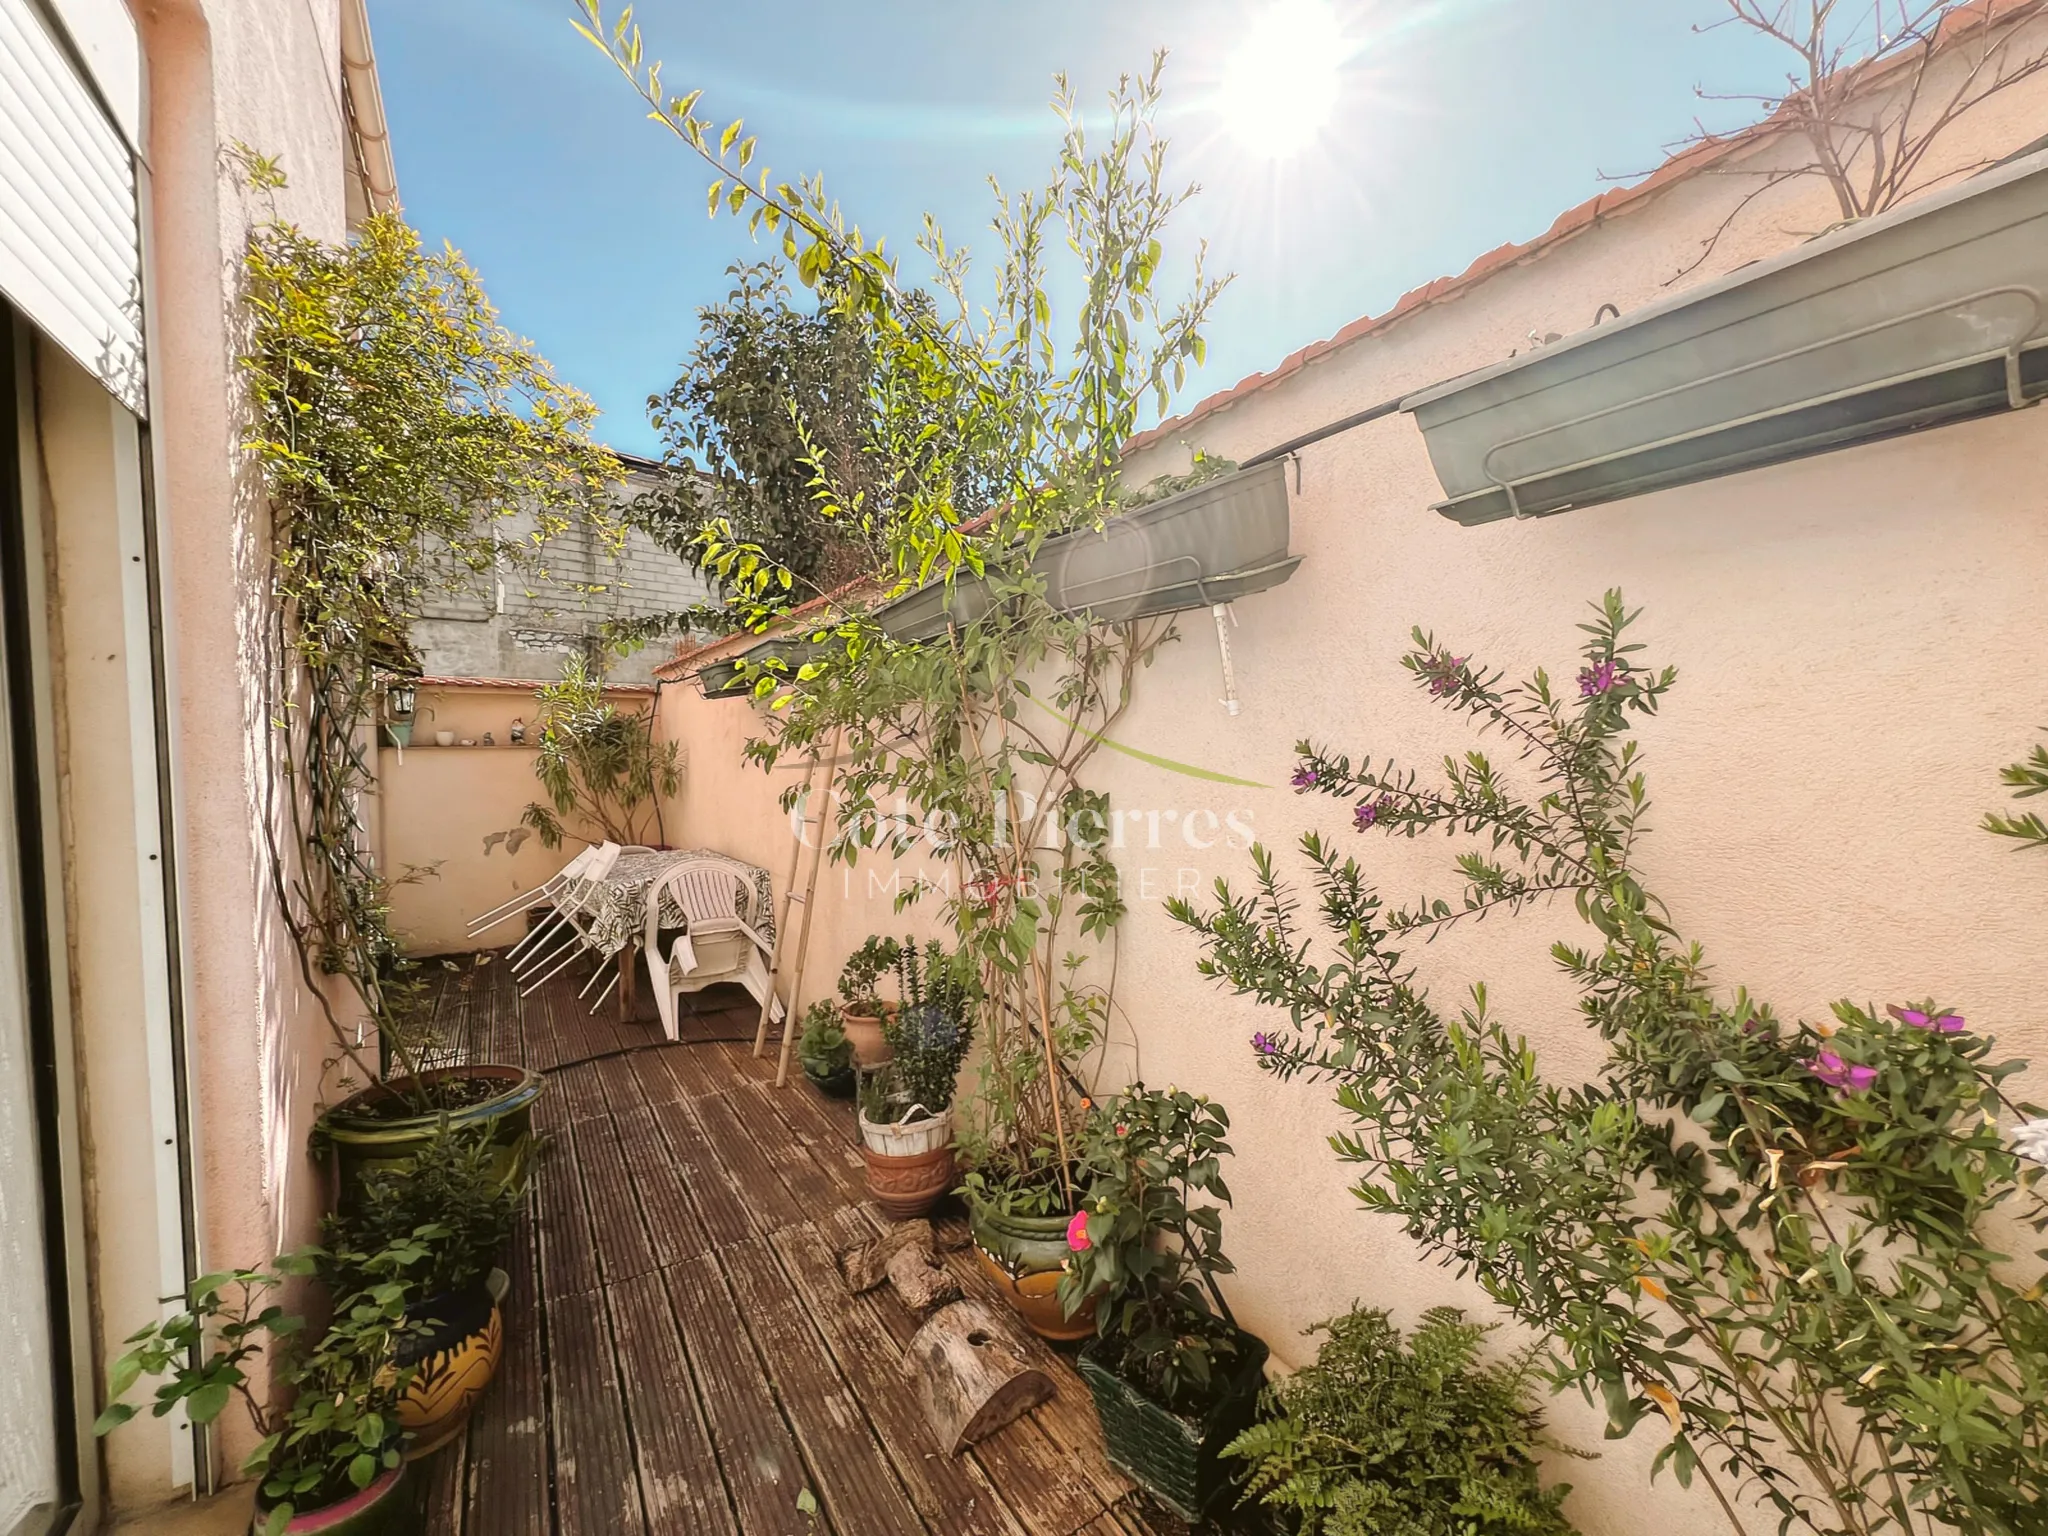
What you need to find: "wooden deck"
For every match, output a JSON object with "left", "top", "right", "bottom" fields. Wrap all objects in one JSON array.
[{"left": 414, "top": 952, "right": 1178, "bottom": 1536}]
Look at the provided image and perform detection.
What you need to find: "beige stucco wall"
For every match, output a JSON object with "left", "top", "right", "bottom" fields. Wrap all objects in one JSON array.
[
  {"left": 122, "top": 0, "right": 361, "bottom": 1505},
  {"left": 648, "top": 39, "right": 2048, "bottom": 1536},
  {"left": 377, "top": 683, "right": 642, "bottom": 956}
]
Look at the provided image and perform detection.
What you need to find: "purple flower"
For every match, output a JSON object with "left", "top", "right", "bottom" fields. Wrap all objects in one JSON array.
[
  {"left": 1421, "top": 653, "right": 1468, "bottom": 698},
  {"left": 1252, "top": 1031, "right": 1277, "bottom": 1057},
  {"left": 1887, "top": 1005, "right": 1966, "bottom": 1034},
  {"left": 1290, "top": 766, "right": 1320, "bottom": 792},
  {"left": 1354, "top": 796, "right": 1393, "bottom": 832},
  {"left": 1806, "top": 1050, "right": 1879, "bottom": 1095},
  {"left": 1578, "top": 659, "right": 1622, "bottom": 698}
]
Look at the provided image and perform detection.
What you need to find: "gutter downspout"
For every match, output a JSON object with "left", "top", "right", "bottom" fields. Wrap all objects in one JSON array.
[{"left": 339, "top": 0, "right": 398, "bottom": 220}]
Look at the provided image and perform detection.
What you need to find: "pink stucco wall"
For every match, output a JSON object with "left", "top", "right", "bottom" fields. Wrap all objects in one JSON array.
[
  {"left": 131, "top": 0, "right": 361, "bottom": 1493},
  {"left": 650, "top": 35, "right": 2048, "bottom": 1536}
]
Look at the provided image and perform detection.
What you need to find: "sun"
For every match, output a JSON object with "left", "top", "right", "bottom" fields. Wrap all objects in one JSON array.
[{"left": 1219, "top": 0, "right": 1348, "bottom": 158}]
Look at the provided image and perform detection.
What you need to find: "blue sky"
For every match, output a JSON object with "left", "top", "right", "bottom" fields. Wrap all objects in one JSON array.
[{"left": 367, "top": 1, "right": 1785, "bottom": 459}]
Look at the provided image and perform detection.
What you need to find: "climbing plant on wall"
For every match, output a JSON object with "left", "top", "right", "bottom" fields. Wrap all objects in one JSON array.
[
  {"left": 577, "top": 7, "right": 1227, "bottom": 1205},
  {"left": 1171, "top": 593, "right": 2048, "bottom": 1536},
  {"left": 239, "top": 169, "right": 620, "bottom": 1089}
]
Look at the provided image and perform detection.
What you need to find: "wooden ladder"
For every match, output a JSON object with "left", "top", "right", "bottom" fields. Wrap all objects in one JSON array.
[{"left": 753, "top": 732, "right": 841, "bottom": 1086}]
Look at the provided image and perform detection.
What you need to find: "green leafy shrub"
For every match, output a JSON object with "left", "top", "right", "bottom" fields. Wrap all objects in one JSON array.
[
  {"left": 1226, "top": 1306, "right": 1579, "bottom": 1536},
  {"left": 798, "top": 1000, "right": 851, "bottom": 1071},
  {"left": 240, "top": 188, "right": 618, "bottom": 1099},
  {"left": 95, "top": 1243, "right": 429, "bottom": 1534},
  {"left": 837, "top": 934, "right": 903, "bottom": 1015},
  {"left": 324, "top": 1122, "right": 524, "bottom": 1300},
  {"left": 1062, "top": 1086, "right": 1243, "bottom": 1411},
  {"left": 1172, "top": 593, "right": 2048, "bottom": 1536},
  {"left": 522, "top": 656, "right": 682, "bottom": 848}
]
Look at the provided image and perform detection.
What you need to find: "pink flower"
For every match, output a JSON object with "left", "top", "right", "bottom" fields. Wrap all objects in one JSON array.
[
  {"left": 1806, "top": 1050, "right": 1878, "bottom": 1095},
  {"left": 1887, "top": 1005, "right": 1965, "bottom": 1034},
  {"left": 1065, "top": 1210, "right": 1091, "bottom": 1252}
]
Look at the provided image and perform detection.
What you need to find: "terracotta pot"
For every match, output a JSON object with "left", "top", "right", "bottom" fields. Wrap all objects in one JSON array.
[
  {"left": 252, "top": 1463, "right": 414, "bottom": 1535},
  {"left": 973, "top": 1247, "right": 1098, "bottom": 1341},
  {"left": 861, "top": 1141, "right": 956, "bottom": 1220},
  {"left": 396, "top": 1282, "right": 503, "bottom": 1459},
  {"left": 840, "top": 1007, "right": 890, "bottom": 1068}
]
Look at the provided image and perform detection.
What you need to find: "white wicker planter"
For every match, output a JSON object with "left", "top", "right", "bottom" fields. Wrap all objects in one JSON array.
[{"left": 859, "top": 1105, "right": 954, "bottom": 1157}]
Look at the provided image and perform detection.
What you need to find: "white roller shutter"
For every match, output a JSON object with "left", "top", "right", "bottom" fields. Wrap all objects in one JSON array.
[{"left": 0, "top": 0, "right": 145, "bottom": 414}]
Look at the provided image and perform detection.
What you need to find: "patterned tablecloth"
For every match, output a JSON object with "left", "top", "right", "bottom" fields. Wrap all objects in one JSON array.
[{"left": 573, "top": 848, "right": 776, "bottom": 957}]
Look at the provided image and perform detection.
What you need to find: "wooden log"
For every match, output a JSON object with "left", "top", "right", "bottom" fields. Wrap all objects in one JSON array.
[
  {"left": 884, "top": 1241, "right": 961, "bottom": 1311},
  {"left": 840, "top": 1219, "right": 934, "bottom": 1293},
  {"left": 902, "top": 1300, "right": 1054, "bottom": 1454}
]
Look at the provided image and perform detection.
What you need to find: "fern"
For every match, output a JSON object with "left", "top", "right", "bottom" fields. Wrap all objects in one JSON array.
[{"left": 1224, "top": 1306, "right": 1582, "bottom": 1536}]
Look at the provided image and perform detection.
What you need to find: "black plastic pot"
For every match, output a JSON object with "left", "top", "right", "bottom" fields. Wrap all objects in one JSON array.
[
  {"left": 1077, "top": 1329, "right": 1270, "bottom": 1522},
  {"left": 800, "top": 1057, "right": 856, "bottom": 1098}
]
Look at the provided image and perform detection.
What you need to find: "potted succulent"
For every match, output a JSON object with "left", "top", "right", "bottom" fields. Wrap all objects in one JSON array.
[
  {"left": 837, "top": 934, "right": 903, "bottom": 1069},
  {"left": 797, "top": 1001, "right": 857, "bottom": 1097},
  {"left": 96, "top": 1243, "right": 428, "bottom": 1535},
  {"left": 1062, "top": 1085, "right": 1266, "bottom": 1523},
  {"left": 858, "top": 940, "right": 975, "bottom": 1218},
  {"left": 325, "top": 1122, "right": 525, "bottom": 1459}
]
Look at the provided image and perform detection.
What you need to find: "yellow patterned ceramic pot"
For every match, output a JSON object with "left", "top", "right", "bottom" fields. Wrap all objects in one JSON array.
[{"left": 397, "top": 1282, "right": 503, "bottom": 1459}]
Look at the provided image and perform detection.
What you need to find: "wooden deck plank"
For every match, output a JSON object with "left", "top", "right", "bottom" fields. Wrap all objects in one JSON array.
[
  {"left": 725, "top": 1078, "right": 846, "bottom": 1215},
  {"left": 418, "top": 1421, "right": 469, "bottom": 1535},
  {"left": 575, "top": 1113, "right": 660, "bottom": 1287},
  {"left": 463, "top": 1212, "right": 550, "bottom": 1536},
  {"left": 690, "top": 1092, "right": 807, "bottom": 1234},
  {"left": 730, "top": 1072, "right": 864, "bottom": 1204},
  {"left": 415, "top": 958, "right": 1143, "bottom": 1536},
  {"left": 718, "top": 1237, "right": 930, "bottom": 1536},
  {"left": 607, "top": 1269, "right": 740, "bottom": 1535},
  {"left": 769, "top": 1221, "right": 1024, "bottom": 1536},
  {"left": 548, "top": 1286, "right": 647, "bottom": 1536},
  {"left": 646, "top": 1096, "right": 754, "bottom": 1249},
  {"left": 654, "top": 1039, "right": 739, "bottom": 1102},
  {"left": 661, "top": 1255, "right": 813, "bottom": 1535},
  {"left": 613, "top": 1103, "right": 712, "bottom": 1267},
  {"left": 534, "top": 1119, "right": 601, "bottom": 1300}
]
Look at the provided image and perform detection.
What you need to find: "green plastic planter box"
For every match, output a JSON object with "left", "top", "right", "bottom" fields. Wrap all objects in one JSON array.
[{"left": 1077, "top": 1330, "right": 1269, "bottom": 1522}]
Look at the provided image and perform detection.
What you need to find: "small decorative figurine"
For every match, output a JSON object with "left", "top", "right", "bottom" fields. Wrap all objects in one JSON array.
[
  {"left": 482, "top": 731, "right": 495, "bottom": 747},
  {"left": 509, "top": 717, "right": 526, "bottom": 744}
]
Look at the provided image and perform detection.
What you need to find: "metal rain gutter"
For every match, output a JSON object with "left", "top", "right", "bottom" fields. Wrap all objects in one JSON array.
[{"left": 1403, "top": 146, "right": 2048, "bottom": 525}]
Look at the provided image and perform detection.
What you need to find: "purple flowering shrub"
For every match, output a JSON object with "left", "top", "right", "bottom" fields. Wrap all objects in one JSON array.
[{"left": 1169, "top": 591, "right": 2047, "bottom": 1536}]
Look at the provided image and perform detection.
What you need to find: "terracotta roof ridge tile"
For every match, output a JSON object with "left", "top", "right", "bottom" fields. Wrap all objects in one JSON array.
[{"left": 1123, "top": 0, "right": 2043, "bottom": 457}]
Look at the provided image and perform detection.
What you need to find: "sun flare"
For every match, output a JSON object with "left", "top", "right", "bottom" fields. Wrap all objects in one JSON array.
[{"left": 1219, "top": 0, "right": 1348, "bottom": 158}]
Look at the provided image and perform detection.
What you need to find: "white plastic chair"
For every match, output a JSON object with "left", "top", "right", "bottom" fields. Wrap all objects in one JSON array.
[
  {"left": 478, "top": 844, "right": 596, "bottom": 948},
  {"left": 514, "top": 842, "right": 623, "bottom": 993},
  {"left": 641, "top": 859, "right": 784, "bottom": 1041}
]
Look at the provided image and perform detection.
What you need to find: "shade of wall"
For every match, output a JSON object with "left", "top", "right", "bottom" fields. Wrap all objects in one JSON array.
[{"left": 649, "top": 38, "right": 2048, "bottom": 1536}]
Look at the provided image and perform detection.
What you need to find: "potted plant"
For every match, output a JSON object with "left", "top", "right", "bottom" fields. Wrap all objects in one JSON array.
[
  {"left": 797, "top": 1000, "right": 856, "bottom": 1097},
  {"left": 96, "top": 1243, "right": 428, "bottom": 1535},
  {"left": 325, "top": 1122, "right": 525, "bottom": 1459},
  {"left": 858, "top": 940, "right": 974, "bottom": 1218},
  {"left": 836, "top": 933, "right": 903, "bottom": 1069},
  {"left": 318, "top": 1057, "right": 545, "bottom": 1213},
  {"left": 1062, "top": 1085, "right": 1266, "bottom": 1523},
  {"left": 1224, "top": 1305, "right": 1582, "bottom": 1535}
]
